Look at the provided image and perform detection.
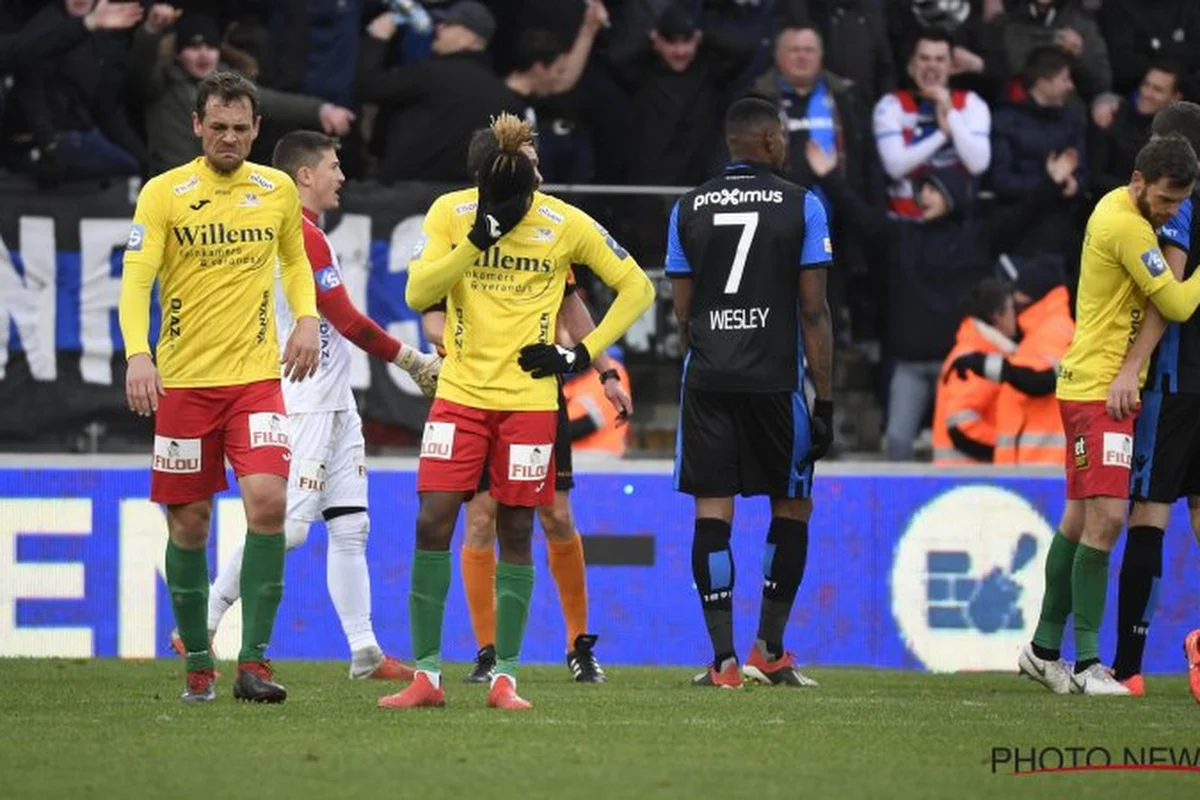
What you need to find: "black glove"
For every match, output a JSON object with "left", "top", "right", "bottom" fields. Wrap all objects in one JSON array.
[
  {"left": 946, "top": 352, "right": 987, "bottom": 382},
  {"left": 808, "top": 399, "right": 834, "bottom": 463},
  {"left": 467, "top": 151, "right": 533, "bottom": 250},
  {"left": 518, "top": 343, "right": 592, "bottom": 379},
  {"left": 467, "top": 192, "right": 528, "bottom": 250}
]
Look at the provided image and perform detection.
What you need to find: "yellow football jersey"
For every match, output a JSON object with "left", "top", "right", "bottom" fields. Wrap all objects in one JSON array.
[
  {"left": 119, "top": 157, "right": 317, "bottom": 388},
  {"left": 1057, "top": 188, "right": 1175, "bottom": 401},
  {"left": 408, "top": 189, "right": 648, "bottom": 411}
]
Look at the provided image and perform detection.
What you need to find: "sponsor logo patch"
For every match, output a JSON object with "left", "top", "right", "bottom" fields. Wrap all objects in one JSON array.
[
  {"left": 1073, "top": 435, "right": 1089, "bottom": 471},
  {"left": 508, "top": 443, "right": 551, "bottom": 482},
  {"left": 172, "top": 175, "right": 199, "bottom": 196},
  {"left": 1102, "top": 432, "right": 1132, "bottom": 469},
  {"left": 249, "top": 412, "right": 290, "bottom": 449},
  {"left": 126, "top": 224, "right": 145, "bottom": 251},
  {"left": 692, "top": 187, "right": 784, "bottom": 210},
  {"left": 153, "top": 436, "right": 201, "bottom": 473},
  {"left": 454, "top": 201, "right": 478, "bottom": 216},
  {"left": 248, "top": 172, "right": 276, "bottom": 192},
  {"left": 296, "top": 459, "right": 326, "bottom": 492},
  {"left": 315, "top": 265, "right": 341, "bottom": 290},
  {"left": 537, "top": 205, "right": 564, "bottom": 224},
  {"left": 1141, "top": 248, "right": 1168, "bottom": 277},
  {"left": 420, "top": 422, "right": 455, "bottom": 460}
]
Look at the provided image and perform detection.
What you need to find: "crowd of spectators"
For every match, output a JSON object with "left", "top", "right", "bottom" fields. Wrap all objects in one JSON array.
[{"left": 3, "top": 0, "right": 1199, "bottom": 459}]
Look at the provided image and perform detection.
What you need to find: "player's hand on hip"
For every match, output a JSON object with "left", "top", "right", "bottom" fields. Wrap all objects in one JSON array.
[
  {"left": 603, "top": 377, "right": 633, "bottom": 426},
  {"left": 519, "top": 343, "right": 591, "bottom": 379},
  {"left": 807, "top": 399, "right": 834, "bottom": 463},
  {"left": 283, "top": 316, "right": 320, "bottom": 382},
  {"left": 1105, "top": 369, "right": 1141, "bottom": 421},
  {"left": 126, "top": 353, "right": 165, "bottom": 416}
]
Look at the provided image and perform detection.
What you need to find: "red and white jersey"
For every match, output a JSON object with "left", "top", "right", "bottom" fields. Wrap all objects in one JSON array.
[
  {"left": 872, "top": 88, "right": 991, "bottom": 218},
  {"left": 275, "top": 213, "right": 354, "bottom": 413}
]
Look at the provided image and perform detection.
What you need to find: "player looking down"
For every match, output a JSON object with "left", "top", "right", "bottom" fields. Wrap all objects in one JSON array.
[
  {"left": 119, "top": 72, "right": 319, "bottom": 704},
  {"left": 379, "top": 113, "right": 654, "bottom": 711},
  {"left": 194, "top": 130, "right": 441, "bottom": 683},
  {"left": 1021, "top": 133, "right": 1200, "bottom": 696}
]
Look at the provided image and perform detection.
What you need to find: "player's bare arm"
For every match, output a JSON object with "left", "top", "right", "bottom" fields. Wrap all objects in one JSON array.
[
  {"left": 1109, "top": 243, "right": 1188, "bottom": 420},
  {"left": 799, "top": 268, "right": 834, "bottom": 461},
  {"left": 671, "top": 277, "right": 693, "bottom": 352},
  {"left": 421, "top": 309, "right": 446, "bottom": 349},
  {"left": 558, "top": 290, "right": 633, "bottom": 423}
]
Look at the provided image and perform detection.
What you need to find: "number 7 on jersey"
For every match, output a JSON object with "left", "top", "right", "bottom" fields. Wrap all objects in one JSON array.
[{"left": 713, "top": 212, "right": 759, "bottom": 294}]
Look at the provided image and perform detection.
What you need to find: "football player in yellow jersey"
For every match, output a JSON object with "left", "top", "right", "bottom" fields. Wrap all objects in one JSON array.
[
  {"left": 1020, "top": 134, "right": 1200, "bottom": 696},
  {"left": 378, "top": 114, "right": 654, "bottom": 711},
  {"left": 423, "top": 129, "right": 631, "bottom": 686},
  {"left": 118, "top": 72, "right": 320, "bottom": 704}
]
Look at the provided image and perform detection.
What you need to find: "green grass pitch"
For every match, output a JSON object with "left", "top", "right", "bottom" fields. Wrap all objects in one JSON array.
[{"left": 1, "top": 659, "right": 1198, "bottom": 799}]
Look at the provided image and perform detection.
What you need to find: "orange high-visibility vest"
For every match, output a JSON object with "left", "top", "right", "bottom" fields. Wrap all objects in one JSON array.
[
  {"left": 563, "top": 360, "right": 631, "bottom": 456},
  {"left": 933, "top": 318, "right": 1018, "bottom": 465},
  {"left": 994, "top": 286, "right": 1074, "bottom": 464}
]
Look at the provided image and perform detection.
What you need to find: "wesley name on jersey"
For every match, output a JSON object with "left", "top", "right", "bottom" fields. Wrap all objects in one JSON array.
[{"left": 665, "top": 162, "right": 832, "bottom": 392}]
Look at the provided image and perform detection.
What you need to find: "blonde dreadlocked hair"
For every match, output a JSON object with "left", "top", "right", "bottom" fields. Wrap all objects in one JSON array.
[{"left": 474, "top": 113, "right": 537, "bottom": 202}]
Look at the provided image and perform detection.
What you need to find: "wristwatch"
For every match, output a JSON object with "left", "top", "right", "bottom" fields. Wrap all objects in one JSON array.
[{"left": 597, "top": 368, "right": 619, "bottom": 385}]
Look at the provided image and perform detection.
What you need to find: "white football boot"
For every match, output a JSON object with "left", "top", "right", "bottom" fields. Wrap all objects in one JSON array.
[
  {"left": 1018, "top": 643, "right": 1073, "bottom": 694},
  {"left": 1069, "top": 662, "right": 1132, "bottom": 696}
]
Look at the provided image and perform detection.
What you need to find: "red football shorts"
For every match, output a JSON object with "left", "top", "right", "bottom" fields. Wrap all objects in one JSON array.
[
  {"left": 1060, "top": 399, "right": 1135, "bottom": 500},
  {"left": 418, "top": 398, "right": 557, "bottom": 507},
  {"left": 150, "top": 379, "right": 290, "bottom": 505}
]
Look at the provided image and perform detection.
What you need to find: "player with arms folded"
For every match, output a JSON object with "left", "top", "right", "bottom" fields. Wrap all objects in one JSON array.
[
  {"left": 1021, "top": 133, "right": 1200, "bottom": 696},
  {"left": 119, "top": 72, "right": 320, "bottom": 704},
  {"left": 668, "top": 97, "right": 834, "bottom": 689},
  {"left": 192, "top": 131, "right": 441, "bottom": 682},
  {"left": 379, "top": 113, "right": 653, "bottom": 711},
  {"left": 1102, "top": 102, "right": 1200, "bottom": 701}
]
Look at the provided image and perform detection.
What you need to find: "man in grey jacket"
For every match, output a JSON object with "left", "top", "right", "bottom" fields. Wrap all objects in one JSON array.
[{"left": 131, "top": 10, "right": 353, "bottom": 176}]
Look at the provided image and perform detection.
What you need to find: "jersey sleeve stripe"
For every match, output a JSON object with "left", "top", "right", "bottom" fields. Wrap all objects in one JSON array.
[{"left": 664, "top": 199, "right": 693, "bottom": 276}]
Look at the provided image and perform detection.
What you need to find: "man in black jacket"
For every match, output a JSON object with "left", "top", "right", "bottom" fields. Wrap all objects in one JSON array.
[
  {"left": 1090, "top": 62, "right": 1183, "bottom": 197},
  {"left": 3, "top": 0, "right": 146, "bottom": 184},
  {"left": 356, "top": 1, "right": 522, "bottom": 183},
  {"left": 614, "top": 2, "right": 756, "bottom": 187},
  {"left": 806, "top": 137, "right": 1078, "bottom": 460},
  {"left": 1100, "top": 0, "right": 1200, "bottom": 97},
  {"left": 0, "top": 0, "right": 141, "bottom": 72}
]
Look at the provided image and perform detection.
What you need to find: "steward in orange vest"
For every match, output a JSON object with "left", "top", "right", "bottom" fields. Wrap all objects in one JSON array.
[
  {"left": 933, "top": 279, "right": 1019, "bottom": 464},
  {"left": 947, "top": 267, "right": 1073, "bottom": 464}
]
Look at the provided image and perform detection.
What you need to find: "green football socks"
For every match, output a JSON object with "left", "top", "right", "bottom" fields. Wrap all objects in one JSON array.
[
  {"left": 166, "top": 539, "right": 213, "bottom": 672},
  {"left": 239, "top": 530, "right": 285, "bottom": 663},
  {"left": 410, "top": 549, "right": 452, "bottom": 674}
]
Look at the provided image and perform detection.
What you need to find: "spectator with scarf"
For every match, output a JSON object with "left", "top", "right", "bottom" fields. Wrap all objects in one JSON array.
[{"left": 752, "top": 21, "right": 879, "bottom": 339}]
